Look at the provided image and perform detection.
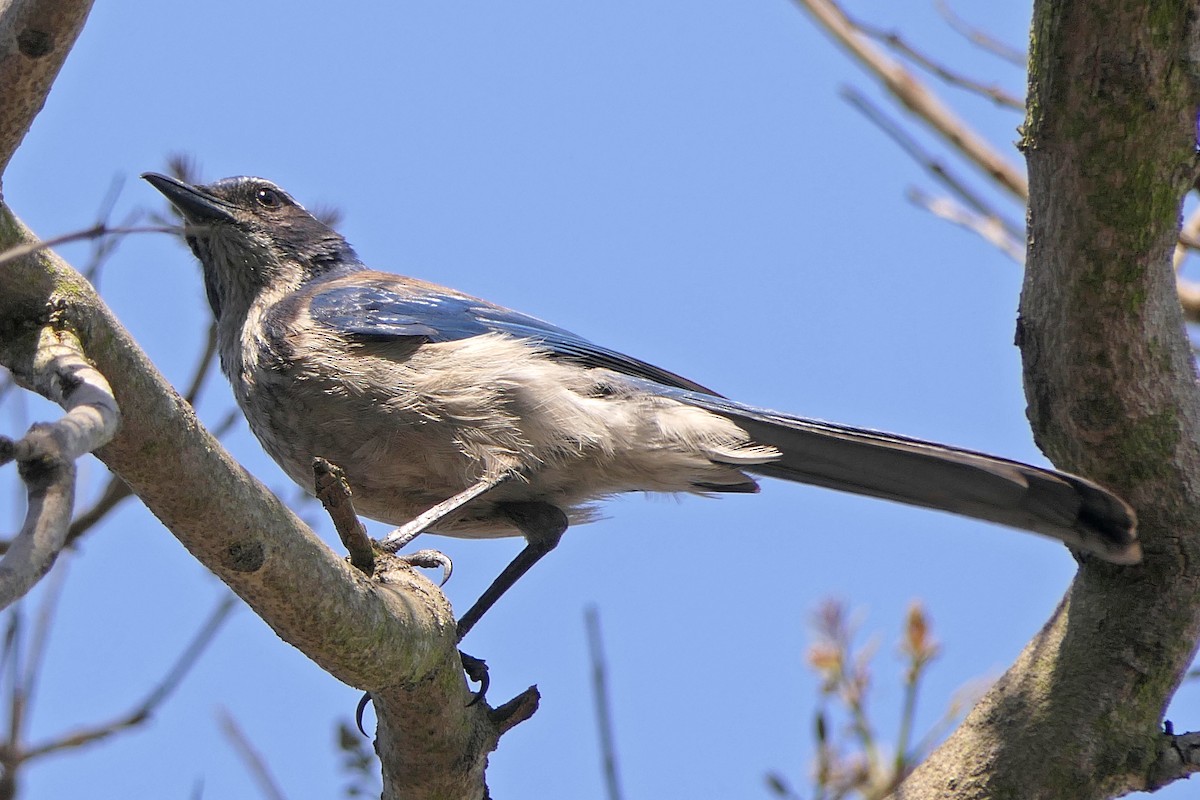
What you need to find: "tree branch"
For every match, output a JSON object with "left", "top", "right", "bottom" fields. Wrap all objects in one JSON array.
[
  {"left": 906, "top": 188, "right": 1024, "bottom": 263},
  {"left": 1147, "top": 728, "right": 1200, "bottom": 791},
  {"left": 791, "top": 0, "right": 1028, "bottom": 200},
  {"left": 0, "top": 328, "right": 119, "bottom": 609},
  {"left": 849, "top": 16, "right": 1023, "bottom": 109},
  {"left": 934, "top": 0, "right": 1026, "bottom": 67},
  {"left": 20, "top": 593, "right": 235, "bottom": 761},
  {"left": 894, "top": 0, "right": 1200, "bottom": 796},
  {"left": 585, "top": 606, "right": 624, "bottom": 800},
  {"left": 312, "top": 458, "right": 376, "bottom": 575},
  {"left": 0, "top": 0, "right": 92, "bottom": 176},
  {"left": 216, "top": 708, "right": 289, "bottom": 800}
]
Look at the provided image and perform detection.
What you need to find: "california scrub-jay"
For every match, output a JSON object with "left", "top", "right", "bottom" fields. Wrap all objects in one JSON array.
[{"left": 143, "top": 173, "right": 1140, "bottom": 640}]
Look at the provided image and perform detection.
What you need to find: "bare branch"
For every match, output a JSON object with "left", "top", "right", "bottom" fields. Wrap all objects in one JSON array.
[
  {"left": 1173, "top": 202, "right": 1200, "bottom": 273},
  {"left": 488, "top": 686, "right": 540, "bottom": 736},
  {"left": 20, "top": 593, "right": 236, "bottom": 760},
  {"left": 907, "top": 189, "right": 1025, "bottom": 263},
  {"left": 585, "top": 607, "right": 624, "bottom": 800},
  {"left": 840, "top": 86, "right": 1023, "bottom": 241},
  {"left": 1146, "top": 728, "right": 1200, "bottom": 791},
  {"left": 791, "top": 0, "right": 1028, "bottom": 200},
  {"left": 0, "top": 0, "right": 510, "bottom": 793},
  {"left": 182, "top": 322, "right": 219, "bottom": 406},
  {"left": 849, "top": 17, "right": 1023, "bottom": 109},
  {"left": 896, "top": 0, "right": 1200, "bottom": 793},
  {"left": 79, "top": 175, "right": 140, "bottom": 286},
  {"left": 934, "top": 0, "right": 1026, "bottom": 67},
  {"left": 0, "top": 329, "right": 119, "bottom": 610},
  {"left": 59, "top": 322, "right": 219, "bottom": 550},
  {"left": 0, "top": 0, "right": 94, "bottom": 174},
  {"left": 26, "top": 317, "right": 221, "bottom": 553},
  {"left": 217, "top": 708, "right": 289, "bottom": 800},
  {"left": 0, "top": 224, "right": 178, "bottom": 270},
  {"left": 15, "top": 556, "right": 68, "bottom": 736},
  {"left": 1178, "top": 278, "right": 1200, "bottom": 325},
  {"left": 312, "top": 458, "right": 376, "bottom": 575},
  {"left": 62, "top": 474, "right": 129, "bottom": 548}
]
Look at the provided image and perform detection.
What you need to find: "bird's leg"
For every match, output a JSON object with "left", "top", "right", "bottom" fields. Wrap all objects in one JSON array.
[
  {"left": 379, "top": 474, "right": 513, "bottom": 552},
  {"left": 455, "top": 501, "right": 568, "bottom": 641},
  {"left": 371, "top": 474, "right": 519, "bottom": 710}
]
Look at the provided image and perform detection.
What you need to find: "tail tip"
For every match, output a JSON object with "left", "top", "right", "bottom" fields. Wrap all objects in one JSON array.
[{"left": 1077, "top": 486, "right": 1140, "bottom": 565}]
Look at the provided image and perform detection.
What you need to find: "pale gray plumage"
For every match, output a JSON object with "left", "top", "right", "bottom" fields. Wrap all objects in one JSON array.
[{"left": 142, "top": 172, "right": 1141, "bottom": 640}]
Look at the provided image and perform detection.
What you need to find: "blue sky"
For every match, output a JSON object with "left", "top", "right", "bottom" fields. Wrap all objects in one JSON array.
[{"left": 4, "top": 2, "right": 1189, "bottom": 798}]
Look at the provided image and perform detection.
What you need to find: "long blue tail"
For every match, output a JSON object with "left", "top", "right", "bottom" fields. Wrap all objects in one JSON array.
[{"left": 642, "top": 380, "right": 1139, "bottom": 565}]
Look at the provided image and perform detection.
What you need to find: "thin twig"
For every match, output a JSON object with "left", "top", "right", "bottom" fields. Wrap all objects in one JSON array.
[
  {"left": 850, "top": 17, "right": 1023, "bottom": 109},
  {"left": 764, "top": 771, "right": 805, "bottom": 800},
  {"left": 908, "top": 188, "right": 1025, "bottom": 263},
  {"left": 585, "top": 606, "right": 624, "bottom": 800},
  {"left": 217, "top": 707, "right": 289, "bottom": 800},
  {"left": 209, "top": 410, "right": 240, "bottom": 438},
  {"left": 20, "top": 593, "right": 237, "bottom": 760},
  {"left": 0, "top": 224, "right": 179, "bottom": 269},
  {"left": 0, "top": 605, "right": 20, "bottom": 800},
  {"left": 0, "top": 559, "right": 68, "bottom": 798},
  {"left": 892, "top": 603, "right": 938, "bottom": 783},
  {"left": 1174, "top": 205, "right": 1200, "bottom": 272},
  {"left": 3, "top": 607, "right": 21, "bottom": 755},
  {"left": 791, "top": 0, "right": 1028, "bottom": 200},
  {"left": 910, "top": 677, "right": 987, "bottom": 760},
  {"left": 183, "top": 322, "right": 219, "bottom": 406},
  {"left": 17, "top": 558, "right": 69, "bottom": 738},
  {"left": 63, "top": 476, "right": 130, "bottom": 548},
  {"left": 81, "top": 175, "right": 139, "bottom": 286},
  {"left": 312, "top": 458, "right": 375, "bottom": 575},
  {"left": 894, "top": 665, "right": 921, "bottom": 778},
  {"left": 1179, "top": 278, "right": 1200, "bottom": 324},
  {"left": 841, "top": 86, "right": 1024, "bottom": 243},
  {"left": 935, "top": 0, "right": 1026, "bottom": 67}
]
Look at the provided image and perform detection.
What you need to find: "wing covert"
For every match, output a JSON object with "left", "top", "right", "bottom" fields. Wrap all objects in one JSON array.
[{"left": 307, "top": 283, "right": 718, "bottom": 394}]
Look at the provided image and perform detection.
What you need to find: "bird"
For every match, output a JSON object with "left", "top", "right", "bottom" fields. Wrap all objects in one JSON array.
[{"left": 142, "top": 172, "right": 1140, "bottom": 640}]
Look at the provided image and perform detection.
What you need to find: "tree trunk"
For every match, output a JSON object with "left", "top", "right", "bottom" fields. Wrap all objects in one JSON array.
[{"left": 897, "top": 2, "right": 1200, "bottom": 797}]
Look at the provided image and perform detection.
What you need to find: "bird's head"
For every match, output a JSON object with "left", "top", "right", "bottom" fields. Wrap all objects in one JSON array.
[{"left": 142, "top": 173, "right": 361, "bottom": 323}]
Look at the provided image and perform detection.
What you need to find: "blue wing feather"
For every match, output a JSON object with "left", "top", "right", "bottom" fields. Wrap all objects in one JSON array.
[{"left": 307, "top": 283, "right": 718, "bottom": 395}]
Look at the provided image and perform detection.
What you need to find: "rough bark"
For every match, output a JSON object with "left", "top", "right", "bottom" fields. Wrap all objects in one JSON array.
[
  {"left": 896, "top": 2, "right": 1200, "bottom": 797},
  {"left": 0, "top": 0, "right": 92, "bottom": 178}
]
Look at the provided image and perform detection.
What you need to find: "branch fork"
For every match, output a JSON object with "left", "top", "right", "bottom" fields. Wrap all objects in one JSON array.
[{"left": 0, "top": 327, "right": 119, "bottom": 609}]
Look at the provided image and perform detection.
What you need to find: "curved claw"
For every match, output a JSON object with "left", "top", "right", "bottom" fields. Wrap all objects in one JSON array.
[
  {"left": 355, "top": 650, "right": 483, "bottom": 734},
  {"left": 460, "top": 651, "right": 490, "bottom": 707},
  {"left": 355, "top": 691, "right": 372, "bottom": 736},
  {"left": 398, "top": 548, "right": 453, "bottom": 586}
]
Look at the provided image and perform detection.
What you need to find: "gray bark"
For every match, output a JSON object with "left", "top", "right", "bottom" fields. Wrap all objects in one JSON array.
[{"left": 896, "top": 1, "right": 1200, "bottom": 797}]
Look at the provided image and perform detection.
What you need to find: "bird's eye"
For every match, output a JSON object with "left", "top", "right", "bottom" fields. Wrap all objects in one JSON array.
[{"left": 255, "top": 188, "right": 283, "bottom": 209}]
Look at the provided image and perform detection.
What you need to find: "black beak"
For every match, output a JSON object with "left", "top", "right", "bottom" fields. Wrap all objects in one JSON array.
[{"left": 141, "top": 172, "right": 237, "bottom": 224}]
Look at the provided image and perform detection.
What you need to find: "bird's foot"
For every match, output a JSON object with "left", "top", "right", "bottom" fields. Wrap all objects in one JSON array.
[
  {"left": 395, "top": 548, "right": 453, "bottom": 586},
  {"left": 355, "top": 692, "right": 372, "bottom": 736},
  {"left": 460, "top": 651, "right": 490, "bottom": 706}
]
